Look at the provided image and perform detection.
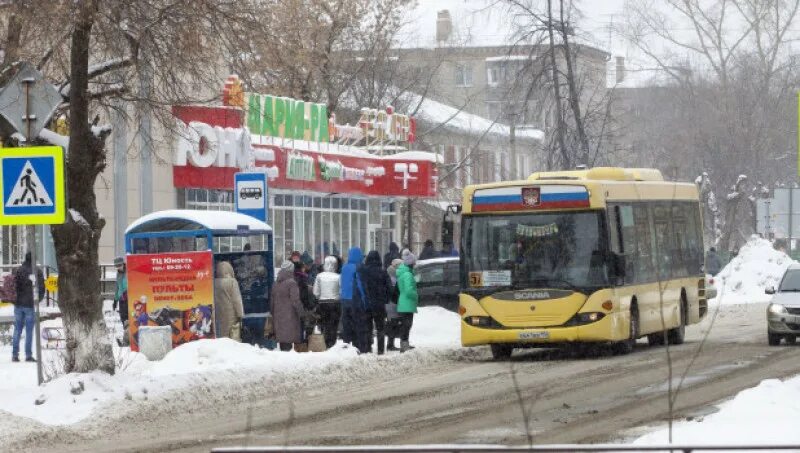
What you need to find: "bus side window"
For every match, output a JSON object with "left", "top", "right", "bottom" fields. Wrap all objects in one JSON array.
[{"left": 609, "top": 205, "right": 622, "bottom": 253}]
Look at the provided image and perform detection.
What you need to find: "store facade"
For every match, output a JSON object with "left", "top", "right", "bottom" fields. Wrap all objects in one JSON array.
[{"left": 170, "top": 77, "right": 439, "bottom": 268}]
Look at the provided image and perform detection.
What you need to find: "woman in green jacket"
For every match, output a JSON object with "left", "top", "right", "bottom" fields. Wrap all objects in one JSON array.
[{"left": 396, "top": 251, "right": 418, "bottom": 352}]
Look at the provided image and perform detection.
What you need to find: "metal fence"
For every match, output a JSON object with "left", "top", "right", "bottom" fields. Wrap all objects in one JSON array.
[{"left": 211, "top": 446, "right": 800, "bottom": 453}]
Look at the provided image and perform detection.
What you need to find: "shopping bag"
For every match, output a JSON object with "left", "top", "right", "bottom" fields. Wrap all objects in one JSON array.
[
  {"left": 386, "top": 302, "right": 400, "bottom": 320},
  {"left": 294, "top": 342, "right": 309, "bottom": 353},
  {"left": 263, "top": 315, "right": 274, "bottom": 337},
  {"left": 308, "top": 326, "right": 326, "bottom": 352},
  {"left": 229, "top": 321, "right": 242, "bottom": 342}
]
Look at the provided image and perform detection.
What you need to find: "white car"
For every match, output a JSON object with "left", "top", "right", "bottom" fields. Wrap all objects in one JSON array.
[{"left": 766, "top": 264, "right": 800, "bottom": 346}]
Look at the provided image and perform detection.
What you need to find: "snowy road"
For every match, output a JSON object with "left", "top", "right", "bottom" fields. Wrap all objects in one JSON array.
[{"left": 10, "top": 302, "right": 800, "bottom": 452}]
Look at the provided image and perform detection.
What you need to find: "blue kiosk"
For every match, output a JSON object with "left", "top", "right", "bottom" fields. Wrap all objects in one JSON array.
[{"left": 124, "top": 210, "right": 274, "bottom": 346}]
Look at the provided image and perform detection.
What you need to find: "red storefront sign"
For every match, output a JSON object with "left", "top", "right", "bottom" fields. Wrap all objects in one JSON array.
[{"left": 171, "top": 99, "right": 438, "bottom": 197}]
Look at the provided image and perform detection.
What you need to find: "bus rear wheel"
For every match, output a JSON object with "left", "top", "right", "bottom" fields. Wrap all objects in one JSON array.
[
  {"left": 647, "top": 332, "right": 666, "bottom": 346},
  {"left": 667, "top": 298, "right": 687, "bottom": 345},
  {"left": 490, "top": 344, "right": 513, "bottom": 360}
]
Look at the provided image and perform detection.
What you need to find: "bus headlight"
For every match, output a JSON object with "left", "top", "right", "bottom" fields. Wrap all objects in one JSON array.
[
  {"left": 565, "top": 312, "right": 606, "bottom": 326},
  {"left": 769, "top": 304, "right": 787, "bottom": 315},
  {"left": 464, "top": 316, "right": 502, "bottom": 328}
]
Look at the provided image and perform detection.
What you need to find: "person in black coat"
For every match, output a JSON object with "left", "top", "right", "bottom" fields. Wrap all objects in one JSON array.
[
  {"left": 11, "top": 252, "right": 44, "bottom": 362},
  {"left": 294, "top": 261, "right": 317, "bottom": 343},
  {"left": 383, "top": 242, "right": 401, "bottom": 270},
  {"left": 419, "top": 239, "right": 437, "bottom": 261},
  {"left": 353, "top": 251, "right": 392, "bottom": 354}
]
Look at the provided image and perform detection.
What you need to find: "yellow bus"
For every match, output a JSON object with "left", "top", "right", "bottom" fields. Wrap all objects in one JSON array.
[{"left": 459, "top": 167, "right": 708, "bottom": 359}]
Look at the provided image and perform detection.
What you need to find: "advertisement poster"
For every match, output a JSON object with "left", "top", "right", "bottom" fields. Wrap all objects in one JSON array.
[{"left": 127, "top": 251, "right": 215, "bottom": 351}]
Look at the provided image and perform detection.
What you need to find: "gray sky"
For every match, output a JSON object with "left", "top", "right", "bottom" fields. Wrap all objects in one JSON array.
[{"left": 401, "top": 0, "right": 628, "bottom": 52}]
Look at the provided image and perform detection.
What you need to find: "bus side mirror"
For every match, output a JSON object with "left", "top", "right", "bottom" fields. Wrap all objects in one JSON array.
[{"left": 610, "top": 253, "right": 626, "bottom": 280}]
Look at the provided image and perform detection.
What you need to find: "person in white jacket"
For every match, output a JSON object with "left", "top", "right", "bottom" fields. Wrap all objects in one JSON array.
[{"left": 313, "top": 256, "right": 341, "bottom": 348}]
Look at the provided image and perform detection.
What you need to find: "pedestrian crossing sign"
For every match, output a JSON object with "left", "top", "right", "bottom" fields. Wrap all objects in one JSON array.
[{"left": 0, "top": 146, "right": 65, "bottom": 225}]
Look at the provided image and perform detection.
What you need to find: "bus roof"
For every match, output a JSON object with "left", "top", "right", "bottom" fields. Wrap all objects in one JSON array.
[
  {"left": 528, "top": 167, "right": 664, "bottom": 182},
  {"left": 462, "top": 167, "right": 698, "bottom": 214}
]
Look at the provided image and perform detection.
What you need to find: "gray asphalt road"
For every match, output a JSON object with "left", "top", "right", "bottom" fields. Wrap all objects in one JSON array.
[{"left": 16, "top": 302, "right": 800, "bottom": 452}]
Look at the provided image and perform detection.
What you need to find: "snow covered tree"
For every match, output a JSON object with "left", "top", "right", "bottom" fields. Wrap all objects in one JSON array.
[{"left": 696, "top": 172, "right": 722, "bottom": 247}]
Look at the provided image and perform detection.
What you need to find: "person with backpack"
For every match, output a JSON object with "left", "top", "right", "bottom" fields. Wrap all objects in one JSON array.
[{"left": 12, "top": 252, "right": 44, "bottom": 363}]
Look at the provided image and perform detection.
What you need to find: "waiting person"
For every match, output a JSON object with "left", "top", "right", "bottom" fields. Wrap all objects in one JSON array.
[
  {"left": 301, "top": 252, "right": 318, "bottom": 284},
  {"left": 355, "top": 251, "right": 392, "bottom": 354},
  {"left": 12, "top": 252, "right": 44, "bottom": 363},
  {"left": 385, "top": 259, "right": 403, "bottom": 351},
  {"left": 383, "top": 242, "right": 401, "bottom": 270},
  {"left": 396, "top": 251, "right": 419, "bottom": 353},
  {"left": 419, "top": 239, "right": 437, "bottom": 260},
  {"left": 214, "top": 261, "right": 244, "bottom": 340},
  {"left": 113, "top": 256, "right": 130, "bottom": 346},
  {"left": 313, "top": 256, "right": 341, "bottom": 348},
  {"left": 272, "top": 261, "right": 306, "bottom": 351},
  {"left": 290, "top": 251, "right": 302, "bottom": 264},
  {"left": 339, "top": 247, "right": 363, "bottom": 345},
  {"left": 441, "top": 242, "right": 459, "bottom": 257},
  {"left": 294, "top": 260, "right": 317, "bottom": 344},
  {"left": 705, "top": 247, "right": 722, "bottom": 276}
]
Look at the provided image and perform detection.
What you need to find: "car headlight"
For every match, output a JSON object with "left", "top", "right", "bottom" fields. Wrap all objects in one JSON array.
[{"left": 769, "top": 304, "right": 788, "bottom": 315}]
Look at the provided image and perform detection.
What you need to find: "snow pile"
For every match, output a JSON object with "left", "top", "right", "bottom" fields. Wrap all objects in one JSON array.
[
  {"left": 146, "top": 338, "right": 359, "bottom": 378},
  {"left": 408, "top": 306, "right": 461, "bottom": 348},
  {"left": 714, "top": 236, "right": 795, "bottom": 305},
  {"left": 634, "top": 376, "right": 800, "bottom": 446},
  {"left": 0, "top": 306, "right": 463, "bottom": 427}
]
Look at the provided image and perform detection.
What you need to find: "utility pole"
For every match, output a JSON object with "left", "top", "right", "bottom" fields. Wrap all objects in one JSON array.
[
  {"left": 406, "top": 198, "right": 413, "bottom": 251},
  {"left": 790, "top": 187, "right": 794, "bottom": 255},
  {"left": 21, "top": 76, "right": 43, "bottom": 386}
]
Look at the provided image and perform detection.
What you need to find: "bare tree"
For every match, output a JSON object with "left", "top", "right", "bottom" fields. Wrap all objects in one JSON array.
[
  {"left": 0, "top": 0, "right": 264, "bottom": 373},
  {"left": 231, "top": 0, "right": 412, "bottom": 116},
  {"left": 502, "top": 0, "right": 617, "bottom": 171},
  {"left": 621, "top": 0, "right": 800, "bottom": 250}
]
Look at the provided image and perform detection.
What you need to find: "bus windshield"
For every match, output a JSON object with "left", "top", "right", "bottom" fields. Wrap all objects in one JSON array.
[{"left": 463, "top": 211, "right": 609, "bottom": 292}]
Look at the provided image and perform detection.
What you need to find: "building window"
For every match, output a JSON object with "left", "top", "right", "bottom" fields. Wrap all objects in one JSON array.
[
  {"left": 455, "top": 64, "right": 473, "bottom": 87},
  {"left": 185, "top": 189, "right": 234, "bottom": 211},
  {"left": 487, "top": 66, "right": 500, "bottom": 87}
]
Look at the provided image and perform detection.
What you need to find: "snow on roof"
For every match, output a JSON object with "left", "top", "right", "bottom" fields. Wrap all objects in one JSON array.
[
  {"left": 125, "top": 209, "right": 272, "bottom": 234},
  {"left": 485, "top": 55, "right": 534, "bottom": 62},
  {"left": 417, "top": 256, "right": 459, "bottom": 266},
  {"left": 251, "top": 135, "right": 442, "bottom": 162},
  {"left": 406, "top": 92, "right": 544, "bottom": 142}
]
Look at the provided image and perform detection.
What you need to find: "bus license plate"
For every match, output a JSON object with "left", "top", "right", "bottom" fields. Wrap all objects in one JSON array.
[{"left": 518, "top": 331, "right": 549, "bottom": 340}]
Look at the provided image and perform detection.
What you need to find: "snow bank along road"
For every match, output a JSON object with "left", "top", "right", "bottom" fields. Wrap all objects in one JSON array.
[{"left": 9, "top": 302, "right": 800, "bottom": 452}]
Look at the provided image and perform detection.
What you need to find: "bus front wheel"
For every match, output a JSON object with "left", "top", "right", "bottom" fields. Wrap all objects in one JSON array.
[
  {"left": 613, "top": 306, "right": 638, "bottom": 355},
  {"left": 490, "top": 344, "right": 513, "bottom": 360}
]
